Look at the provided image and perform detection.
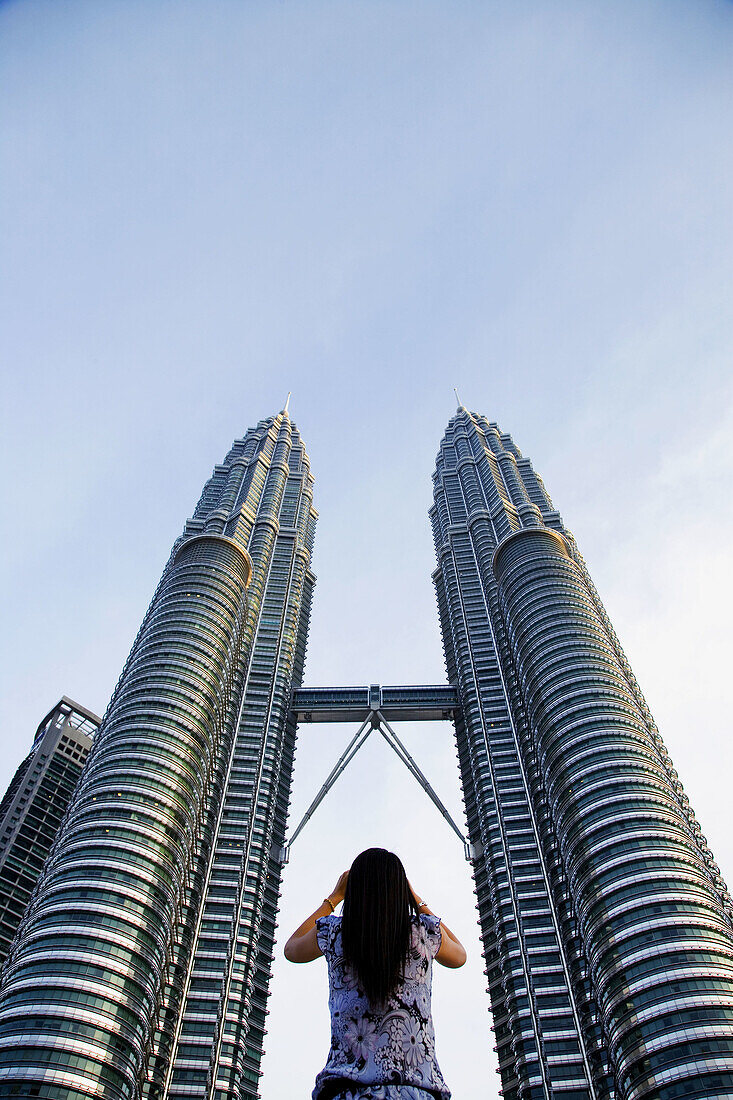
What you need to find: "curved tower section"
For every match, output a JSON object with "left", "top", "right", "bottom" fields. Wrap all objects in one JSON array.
[
  {"left": 432, "top": 406, "right": 733, "bottom": 1100},
  {"left": 0, "top": 408, "right": 317, "bottom": 1100}
]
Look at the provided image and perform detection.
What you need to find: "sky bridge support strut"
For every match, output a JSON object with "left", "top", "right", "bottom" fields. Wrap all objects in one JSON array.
[{"left": 280, "top": 702, "right": 474, "bottom": 864}]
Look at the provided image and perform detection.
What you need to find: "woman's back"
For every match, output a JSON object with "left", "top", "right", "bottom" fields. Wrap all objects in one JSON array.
[
  {"left": 283, "top": 849, "right": 465, "bottom": 1099},
  {"left": 313, "top": 911, "right": 451, "bottom": 1100}
]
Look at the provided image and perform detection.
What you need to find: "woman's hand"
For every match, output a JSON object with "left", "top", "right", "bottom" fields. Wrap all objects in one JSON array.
[
  {"left": 330, "top": 870, "right": 349, "bottom": 906},
  {"left": 284, "top": 869, "right": 349, "bottom": 963}
]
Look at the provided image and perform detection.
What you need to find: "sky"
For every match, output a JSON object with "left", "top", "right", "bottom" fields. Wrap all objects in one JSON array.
[{"left": 1, "top": 1, "right": 733, "bottom": 1097}]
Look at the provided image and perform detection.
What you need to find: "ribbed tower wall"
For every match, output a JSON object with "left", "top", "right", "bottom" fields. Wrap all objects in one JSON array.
[
  {"left": 0, "top": 533, "right": 253, "bottom": 1100},
  {"left": 432, "top": 410, "right": 609, "bottom": 1100},
  {"left": 152, "top": 410, "right": 317, "bottom": 1100},
  {"left": 0, "top": 409, "right": 317, "bottom": 1100},
  {"left": 493, "top": 527, "right": 733, "bottom": 1100},
  {"left": 432, "top": 407, "right": 733, "bottom": 1100}
]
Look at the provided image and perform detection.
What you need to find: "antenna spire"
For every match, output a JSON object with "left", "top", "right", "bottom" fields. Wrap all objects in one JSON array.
[
  {"left": 283, "top": 392, "right": 291, "bottom": 414},
  {"left": 454, "top": 387, "right": 463, "bottom": 409}
]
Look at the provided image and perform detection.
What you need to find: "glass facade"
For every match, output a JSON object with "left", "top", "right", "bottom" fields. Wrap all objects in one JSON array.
[
  {"left": 431, "top": 407, "right": 733, "bottom": 1100},
  {"left": 0, "top": 698, "right": 100, "bottom": 969},
  {"left": 0, "top": 409, "right": 317, "bottom": 1100}
]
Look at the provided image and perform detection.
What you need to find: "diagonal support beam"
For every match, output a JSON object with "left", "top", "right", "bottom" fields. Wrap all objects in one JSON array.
[
  {"left": 375, "top": 711, "right": 471, "bottom": 857},
  {"left": 281, "top": 711, "right": 476, "bottom": 863},
  {"left": 280, "top": 712, "right": 375, "bottom": 862}
]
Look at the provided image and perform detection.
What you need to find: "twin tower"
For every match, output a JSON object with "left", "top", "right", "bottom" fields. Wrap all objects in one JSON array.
[{"left": 1, "top": 407, "right": 732, "bottom": 1100}]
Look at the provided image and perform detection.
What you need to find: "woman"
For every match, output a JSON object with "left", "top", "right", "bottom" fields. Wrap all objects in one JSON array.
[{"left": 284, "top": 847, "right": 467, "bottom": 1100}]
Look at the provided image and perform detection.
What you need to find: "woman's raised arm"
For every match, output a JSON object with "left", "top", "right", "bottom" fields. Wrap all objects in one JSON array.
[
  {"left": 283, "top": 870, "right": 349, "bottom": 963},
  {"left": 409, "top": 882, "right": 467, "bottom": 969}
]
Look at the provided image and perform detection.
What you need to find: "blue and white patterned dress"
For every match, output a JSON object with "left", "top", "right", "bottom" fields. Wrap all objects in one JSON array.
[{"left": 312, "top": 913, "right": 451, "bottom": 1100}]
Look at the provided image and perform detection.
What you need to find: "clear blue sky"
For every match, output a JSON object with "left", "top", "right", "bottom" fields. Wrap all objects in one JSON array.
[{"left": 2, "top": 3, "right": 733, "bottom": 1096}]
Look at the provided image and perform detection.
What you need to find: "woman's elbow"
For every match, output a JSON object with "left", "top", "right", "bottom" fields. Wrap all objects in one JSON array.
[
  {"left": 283, "top": 939, "right": 297, "bottom": 962},
  {"left": 440, "top": 942, "right": 467, "bottom": 968}
]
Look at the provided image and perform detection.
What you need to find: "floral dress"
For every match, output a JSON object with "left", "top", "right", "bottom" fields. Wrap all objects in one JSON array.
[{"left": 312, "top": 913, "right": 451, "bottom": 1100}]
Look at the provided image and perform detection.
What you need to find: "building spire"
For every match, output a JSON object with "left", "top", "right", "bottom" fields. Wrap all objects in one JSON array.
[
  {"left": 283, "top": 392, "right": 291, "bottom": 415},
  {"left": 454, "top": 387, "right": 463, "bottom": 410}
]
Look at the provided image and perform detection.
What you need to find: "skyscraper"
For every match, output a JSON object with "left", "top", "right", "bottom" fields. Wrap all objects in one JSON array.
[
  {"left": 431, "top": 406, "right": 733, "bottom": 1100},
  {"left": 0, "top": 407, "right": 317, "bottom": 1100},
  {"left": 0, "top": 698, "right": 99, "bottom": 968},
  {"left": 0, "top": 403, "right": 731, "bottom": 1100}
]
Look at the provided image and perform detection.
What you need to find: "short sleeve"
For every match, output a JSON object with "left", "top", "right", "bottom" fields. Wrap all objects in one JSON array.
[
  {"left": 420, "top": 913, "right": 442, "bottom": 959},
  {"left": 315, "top": 913, "right": 339, "bottom": 957}
]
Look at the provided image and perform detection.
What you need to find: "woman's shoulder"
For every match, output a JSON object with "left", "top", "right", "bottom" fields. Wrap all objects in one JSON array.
[
  {"left": 411, "top": 911, "right": 441, "bottom": 931},
  {"left": 315, "top": 912, "right": 341, "bottom": 927},
  {"left": 409, "top": 911, "right": 441, "bottom": 950},
  {"left": 418, "top": 911, "right": 441, "bottom": 928},
  {"left": 315, "top": 912, "right": 341, "bottom": 955}
]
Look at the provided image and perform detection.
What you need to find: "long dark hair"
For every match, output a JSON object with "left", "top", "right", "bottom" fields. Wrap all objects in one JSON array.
[{"left": 340, "top": 848, "right": 420, "bottom": 1006}]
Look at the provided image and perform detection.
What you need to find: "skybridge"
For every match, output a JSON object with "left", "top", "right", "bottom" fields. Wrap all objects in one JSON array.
[
  {"left": 285, "top": 683, "right": 473, "bottom": 863},
  {"left": 291, "top": 683, "right": 460, "bottom": 724}
]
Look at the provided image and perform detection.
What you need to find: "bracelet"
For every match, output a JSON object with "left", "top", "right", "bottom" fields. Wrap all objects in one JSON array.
[
  {"left": 417, "top": 899, "right": 428, "bottom": 910},
  {"left": 323, "top": 897, "right": 335, "bottom": 912}
]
